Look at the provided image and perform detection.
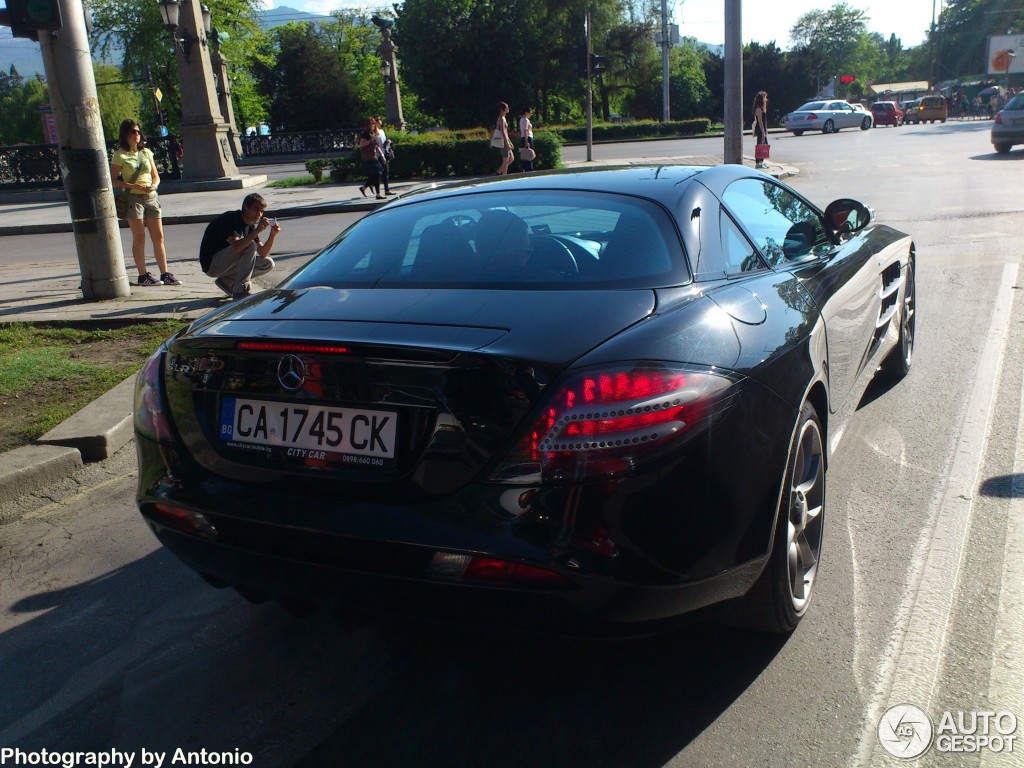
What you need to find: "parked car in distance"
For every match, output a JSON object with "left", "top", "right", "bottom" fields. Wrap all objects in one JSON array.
[
  {"left": 992, "top": 92, "right": 1024, "bottom": 153},
  {"left": 905, "top": 95, "right": 948, "bottom": 124},
  {"left": 784, "top": 100, "right": 874, "bottom": 135},
  {"left": 871, "top": 101, "right": 904, "bottom": 127},
  {"left": 133, "top": 165, "right": 917, "bottom": 637}
]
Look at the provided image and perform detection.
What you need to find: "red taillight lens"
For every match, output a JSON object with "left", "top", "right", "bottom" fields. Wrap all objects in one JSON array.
[
  {"left": 427, "top": 552, "right": 574, "bottom": 589},
  {"left": 134, "top": 347, "right": 175, "bottom": 444},
  {"left": 491, "top": 365, "right": 735, "bottom": 483},
  {"left": 146, "top": 502, "right": 218, "bottom": 537},
  {"left": 808, "top": 113, "right": 817, "bottom": 120},
  {"left": 995, "top": 112, "right": 1004, "bottom": 125}
]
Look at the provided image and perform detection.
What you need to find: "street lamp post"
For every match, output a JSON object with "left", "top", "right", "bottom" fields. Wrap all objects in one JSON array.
[
  {"left": 371, "top": 16, "right": 405, "bottom": 130},
  {"left": 210, "top": 28, "right": 242, "bottom": 160},
  {"left": 157, "top": 0, "right": 239, "bottom": 181}
]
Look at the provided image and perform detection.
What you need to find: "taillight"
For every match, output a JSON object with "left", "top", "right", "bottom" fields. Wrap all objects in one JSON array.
[
  {"left": 491, "top": 365, "right": 735, "bottom": 483},
  {"left": 134, "top": 346, "right": 175, "bottom": 443},
  {"left": 808, "top": 113, "right": 817, "bottom": 120},
  {"left": 427, "top": 552, "right": 574, "bottom": 589},
  {"left": 995, "top": 112, "right": 1004, "bottom": 125}
]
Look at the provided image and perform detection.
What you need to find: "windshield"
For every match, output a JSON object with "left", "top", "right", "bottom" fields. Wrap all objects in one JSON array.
[{"left": 282, "top": 189, "right": 689, "bottom": 291}]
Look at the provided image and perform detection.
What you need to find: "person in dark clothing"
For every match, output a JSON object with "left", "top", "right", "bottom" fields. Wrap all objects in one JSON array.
[
  {"left": 200, "top": 192, "right": 280, "bottom": 300},
  {"left": 357, "top": 117, "right": 386, "bottom": 199}
]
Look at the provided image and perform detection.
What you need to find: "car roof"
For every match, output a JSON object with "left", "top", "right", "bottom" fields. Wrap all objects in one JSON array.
[{"left": 382, "top": 165, "right": 732, "bottom": 211}]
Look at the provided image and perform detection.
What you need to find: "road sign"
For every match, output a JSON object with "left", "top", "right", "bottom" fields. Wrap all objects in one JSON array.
[{"left": 154, "top": 87, "right": 163, "bottom": 102}]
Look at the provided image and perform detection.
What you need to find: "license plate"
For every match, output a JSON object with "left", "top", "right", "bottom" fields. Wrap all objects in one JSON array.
[{"left": 219, "top": 397, "right": 397, "bottom": 466}]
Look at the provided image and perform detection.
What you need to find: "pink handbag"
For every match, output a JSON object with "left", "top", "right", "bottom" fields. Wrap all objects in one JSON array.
[{"left": 755, "top": 143, "right": 770, "bottom": 161}]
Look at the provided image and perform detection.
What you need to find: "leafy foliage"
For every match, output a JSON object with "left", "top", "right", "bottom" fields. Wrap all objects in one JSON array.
[{"left": 0, "top": 68, "right": 49, "bottom": 144}]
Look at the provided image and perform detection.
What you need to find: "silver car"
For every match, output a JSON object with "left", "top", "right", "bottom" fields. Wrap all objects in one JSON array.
[
  {"left": 992, "top": 93, "right": 1024, "bottom": 154},
  {"left": 784, "top": 100, "right": 874, "bottom": 135}
]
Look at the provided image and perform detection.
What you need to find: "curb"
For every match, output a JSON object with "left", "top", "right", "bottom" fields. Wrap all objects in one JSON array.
[
  {"left": 37, "top": 374, "right": 137, "bottom": 462},
  {"left": 0, "top": 444, "right": 83, "bottom": 506}
]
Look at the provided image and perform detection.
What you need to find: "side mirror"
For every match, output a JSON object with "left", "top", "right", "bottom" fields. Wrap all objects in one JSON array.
[{"left": 823, "top": 198, "right": 872, "bottom": 243}]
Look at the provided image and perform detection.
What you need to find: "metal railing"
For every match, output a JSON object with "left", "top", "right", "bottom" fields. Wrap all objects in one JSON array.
[
  {"left": 0, "top": 136, "right": 183, "bottom": 190},
  {"left": 239, "top": 129, "right": 360, "bottom": 158}
]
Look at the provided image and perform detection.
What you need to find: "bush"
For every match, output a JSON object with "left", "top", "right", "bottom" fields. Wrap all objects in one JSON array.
[
  {"left": 305, "top": 159, "right": 327, "bottom": 181},
  {"left": 551, "top": 118, "right": 712, "bottom": 142},
  {"left": 319, "top": 130, "right": 564, "bottom": 182}
]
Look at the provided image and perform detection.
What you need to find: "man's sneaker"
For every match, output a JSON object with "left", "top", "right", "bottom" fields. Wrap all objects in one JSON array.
[
  {"left": 232, "top": 282, "right": 253, "bottom": 301},
  {"left": 160, "top": 272, "right": 183, "bottom": 286},
  {"left": 136, "top": 272, "right": 163, "bottom": 286},
  {"left": 214, "top": 276, "right": 233, "bottom": 296}
]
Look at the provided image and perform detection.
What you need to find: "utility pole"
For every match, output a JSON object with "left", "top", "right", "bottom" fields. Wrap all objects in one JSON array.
[
  {"left": 661, "top": 0, "right": 670, "bottom": 121},
  {"left": 585, "top": 9, "right": 593, "bottom": 162},
  {"left": 723, "top": 0, "right": 743, "bottom": 165},
  {"left": 38, "top": 0, "right": 131, "bottom": 299}
]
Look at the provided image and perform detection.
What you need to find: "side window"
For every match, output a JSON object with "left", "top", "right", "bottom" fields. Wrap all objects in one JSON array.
[
  {"left": 720, "top": 212, "right": 767, "bottom": 274},
  {"left": 721, "top": 178, "right": 829, "bottom": 268}
]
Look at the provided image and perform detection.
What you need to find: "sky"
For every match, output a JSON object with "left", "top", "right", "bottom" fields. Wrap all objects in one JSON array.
[{"left": 268, "top": 0, "right": 937, "bottom": 49}]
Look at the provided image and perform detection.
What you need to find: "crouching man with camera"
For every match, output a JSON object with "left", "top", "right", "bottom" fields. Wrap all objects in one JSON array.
[{"left": 200, "top": 192, "right": 281, "bottom": 300}]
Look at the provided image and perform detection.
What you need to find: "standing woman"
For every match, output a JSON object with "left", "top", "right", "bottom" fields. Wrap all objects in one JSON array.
[
  {"left": 110, "top": 119, "right": 181, "bottom": 286},
  {"left": 358, "top": 117, "right": 385, "bottom": 199},
  {"left": 518, "top": 106, "right": 535, "bottom": 172},
  {"left": 752, "top": 90, "right": 769, "bottom": 169},
  {"left": 494, "top": 101, "right": 514, "bottom": 176}
]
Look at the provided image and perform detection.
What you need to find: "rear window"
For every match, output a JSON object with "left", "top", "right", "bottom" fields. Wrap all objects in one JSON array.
[
  {"left": 1006, "top": 94, "right": 1024, "bottom": 110},
  {"left": 284, "top": 190, "right": 689, "bottom": 290},
  {"left": 796, "top": 101, "right": 826, "bottom": 111},
  {"left": 872, "top": 103, "right": 893, "bottom": 112}
]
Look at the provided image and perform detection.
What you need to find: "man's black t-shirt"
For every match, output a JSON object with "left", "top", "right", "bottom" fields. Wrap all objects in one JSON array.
[{"left": 200, "top": 210, "right": 255, "bottom": 272}]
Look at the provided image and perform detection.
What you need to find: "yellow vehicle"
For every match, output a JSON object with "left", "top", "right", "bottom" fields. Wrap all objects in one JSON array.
[{"left": 905, "top": 95, "right": 948, "bottom": 124}]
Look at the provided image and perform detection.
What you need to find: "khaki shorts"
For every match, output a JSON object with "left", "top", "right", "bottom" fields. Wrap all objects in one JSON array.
[{"left": 119, "top": 191, "right": 161, "bottom": 220}]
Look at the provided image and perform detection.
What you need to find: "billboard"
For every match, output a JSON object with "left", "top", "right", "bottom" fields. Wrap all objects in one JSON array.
[{"left": 986, "top": 34, "right": 1024, "bottom": 75}]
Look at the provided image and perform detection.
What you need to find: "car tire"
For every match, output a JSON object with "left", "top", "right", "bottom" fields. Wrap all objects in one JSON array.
[
  {"left": 822, "top": 120, "right": 834, "bottom": 134},
  {"left": 793, "top": 131, "right": 804, "bottom": 136},
  {"left": 728, "top": 400, "right": 825, "bottom": 634},
  {"left": 881, "top": 257, "right": 916, "bottom": 379},
  {"left": 995, "top": 143, "right": 1012, "bottom": 154},
  {"left": 861, "top": 117, "right": 872, "bottom": 130}
]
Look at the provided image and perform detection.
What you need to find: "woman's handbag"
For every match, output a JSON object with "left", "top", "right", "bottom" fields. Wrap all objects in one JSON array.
[
  {"left": 518, "top": 147, "right": 536, "bottom": 161},
  {"left": 754, "top": 142, "right": 771, "bottom": 161},
  {"left": 114, "top": 156, "right": 147, "bottom": 219},
  {"left": 490, "top": 129, "right": 506, "bottom": 148}
]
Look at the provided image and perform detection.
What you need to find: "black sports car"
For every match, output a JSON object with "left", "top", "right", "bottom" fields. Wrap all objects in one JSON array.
[{"left": 134, "top": 165, "right": 915, "bottom": 634}]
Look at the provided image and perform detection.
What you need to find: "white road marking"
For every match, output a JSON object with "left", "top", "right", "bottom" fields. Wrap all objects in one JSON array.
[
  {"left": 980, "top": 359, "right": 1024, "bottom": 767},
  {"left": 852, "top": 262, "right": 1019, "bottom": 765}
]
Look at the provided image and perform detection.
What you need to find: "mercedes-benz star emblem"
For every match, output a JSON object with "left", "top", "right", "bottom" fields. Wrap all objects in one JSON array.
[{"left": 277, "top": 354, "right": 307, "bottom": 391}]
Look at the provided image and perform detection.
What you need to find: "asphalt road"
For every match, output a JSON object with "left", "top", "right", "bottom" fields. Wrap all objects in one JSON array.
[{"left": 2, "top": 121, "right": 1024, "bottom": 767}]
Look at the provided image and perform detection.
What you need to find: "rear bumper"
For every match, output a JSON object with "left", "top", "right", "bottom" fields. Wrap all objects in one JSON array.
[
  {"left": 992, "top": 128, "right": 1024, "bottom": 145},
  {"left": 143, "top": 520, "right": 764, "bottom": 634}
]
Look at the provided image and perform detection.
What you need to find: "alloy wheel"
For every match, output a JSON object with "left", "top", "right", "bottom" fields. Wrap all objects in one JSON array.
[{"left": 786, "top": 416, "right": 824, "bottom": 613}]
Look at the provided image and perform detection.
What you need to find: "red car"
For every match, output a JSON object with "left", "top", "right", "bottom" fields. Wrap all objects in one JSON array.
[{"left": 870, "top": 101, "right": 904, "bottom": 127}]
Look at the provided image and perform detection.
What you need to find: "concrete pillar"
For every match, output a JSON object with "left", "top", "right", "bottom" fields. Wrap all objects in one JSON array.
[{"left": 171, "top": 0, "right": 239, "bottom": 179}]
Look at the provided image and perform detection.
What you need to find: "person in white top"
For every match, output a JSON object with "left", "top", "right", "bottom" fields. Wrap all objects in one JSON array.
[
  {"left": 373, "top": 115, "right": 395, "bottom": 195},
  {"left": 494, "top": 102, "right": 514, "bottom": 175},
  {"left": 518, "top": 107, "right": 535, "bottom": 172}
]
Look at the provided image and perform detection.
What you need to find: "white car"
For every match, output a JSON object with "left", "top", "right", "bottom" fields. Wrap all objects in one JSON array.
[{"left": 784, "top": 100, "right": 874, "bottom": 135}]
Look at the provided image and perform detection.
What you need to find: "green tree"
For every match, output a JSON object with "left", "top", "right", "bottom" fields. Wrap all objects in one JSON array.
[
  {"left": 88, "top": 0, "right": 264, "bottom": 135},
  {"left": 790, "top": 3, "right": 870, "bottom": 83},
  {"left": 251, "top": 22, "right": 357, "bottom": 131},
  {"left": 93, "top": 63, "right": 145, "bottom": 141},
  {"left": 0, "top": 72, "right": 49, "bottom": 144}
]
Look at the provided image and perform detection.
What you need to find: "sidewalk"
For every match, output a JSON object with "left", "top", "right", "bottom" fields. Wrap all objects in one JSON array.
[{"left": 0, "top": 152, "right": 797, "bottom": 511}]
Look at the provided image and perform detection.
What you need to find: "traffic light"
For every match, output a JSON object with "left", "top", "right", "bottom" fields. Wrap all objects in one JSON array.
[
  {"left": 571, "top": 45, "right": 588, "bottom": 77},
  {"left": 0, "top": 0, "right": 64, "bottom": 40}
]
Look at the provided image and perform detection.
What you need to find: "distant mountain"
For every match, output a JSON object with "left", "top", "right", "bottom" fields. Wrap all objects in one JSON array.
[{"left": 258, "top": 5, "right": 332, "bottom": 29}]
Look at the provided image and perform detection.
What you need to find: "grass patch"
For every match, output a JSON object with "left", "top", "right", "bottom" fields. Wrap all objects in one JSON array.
[
  {"left": 0, "top": 320, "right": 186, "bottom": 452},
  {"left": 266, "top": 175, "right": 325, "bottom": 188}
]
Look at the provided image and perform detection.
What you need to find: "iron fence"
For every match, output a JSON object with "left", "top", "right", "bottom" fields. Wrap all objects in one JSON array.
[{"left": 0, "top": 136, "right": 184, "bottom": 190}]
